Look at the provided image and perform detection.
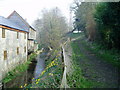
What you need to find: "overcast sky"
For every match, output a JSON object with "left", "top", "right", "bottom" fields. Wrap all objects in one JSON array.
[{"left": 0, "top": 0, "right": 74, "bottom": 25}]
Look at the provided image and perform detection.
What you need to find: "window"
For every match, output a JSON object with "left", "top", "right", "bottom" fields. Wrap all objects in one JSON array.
[
  {"left": 17, "top": 32, "right": 19, "bottom": 39},
  {"left": 2, "top": 28, "right": 5, "bottom": 38},
  {"left": 24, "top": 33, "right": 26, "bottom": 39},
  {"left": 4, "top": 51, "right": 7, "bottom": 60},
  {"left": 17, "top": 47, "right": 19, "bottom": 55},
  {"left": 24, "top": 46, "right": 26, "bottom": 53}
]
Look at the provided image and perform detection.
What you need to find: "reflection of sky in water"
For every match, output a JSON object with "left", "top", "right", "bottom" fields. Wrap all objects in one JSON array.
[{"left": 34, "top": 53, "right": 46, "bottom": 79}]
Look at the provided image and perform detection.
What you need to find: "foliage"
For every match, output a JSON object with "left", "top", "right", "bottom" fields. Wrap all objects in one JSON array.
[
  {"left": 71, "top": 1, "right": 97, "bottom": 41},
  {"left": 94, "top": 2, "right": 120, "bottom": 49},
  {"left": 24, "top": 50, "right": 64, "bottom": 88},
  {"left": 72, "top": 2, "right": 87, "bottom": 31},
  {"left": 72, "top": 1, "right": 120, "bottom": 50},
  {"left": 67, "top": 33, "right": 120, "bottom": 88},
  {"left": 38, "top": 44, "right": 44, "bottom": 50},
  {"left": 81, "top": 38, "right": 120, "bottom": 68},
  {"left": 33, "top": 8, "right": 68, "bottom": 49},
  {"left": 2, "top": 53, "right": 37, "bottom": 83}
]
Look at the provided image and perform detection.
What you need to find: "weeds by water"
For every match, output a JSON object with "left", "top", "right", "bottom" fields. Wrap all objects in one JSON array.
[
  {"left": 25, "top": 49, "right": 64, "bottom": 88},
  {"left": 2, "top": 53, "right": 37, "bottom": 83}
]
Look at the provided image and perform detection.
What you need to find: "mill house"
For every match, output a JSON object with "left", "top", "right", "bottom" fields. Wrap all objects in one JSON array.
[{"left": 0, "top": 11, "right": 38, "bottom": 81}]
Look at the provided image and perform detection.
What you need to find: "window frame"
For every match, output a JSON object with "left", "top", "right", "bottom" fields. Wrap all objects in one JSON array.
[
  {"left": 17, "top": 47, "right": 19, "bottom": 55},
  {"left": 4, "top": 50, "right": 7, "bottom": 60},
  {"left": 2, "top": 28, "right": 5, "bottom": 38}
]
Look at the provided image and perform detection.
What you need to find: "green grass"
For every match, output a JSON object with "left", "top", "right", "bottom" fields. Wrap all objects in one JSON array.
[
  {"left": 80, "top": 39, "right": 120, "bottom": 68},
  {"left": 67, "top": 32, "right": 82, "bottom": 39},
  {"left": 67, "top": 32, "right": 120, "bottom": 68},
  {"left": 2, "top": 53, "right": 37, "bottom": 83},
  {"left": 67, "top": 35, "right": 120, "bottom": 88},
  {"left": 67, "top": 62, "right": 96, "bottom": 88},
  {"left": 67, "top": 41, "right": 102, "bottom": 88}
]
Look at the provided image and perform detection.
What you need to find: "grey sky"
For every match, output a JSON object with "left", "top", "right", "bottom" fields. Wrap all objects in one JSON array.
[{"left": 0, "top": 0, "right": 74, "bottom": 25}]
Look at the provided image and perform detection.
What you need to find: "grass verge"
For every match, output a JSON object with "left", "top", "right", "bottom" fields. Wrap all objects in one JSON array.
[
  {"left": 2, "top": 52, "right": 37, "bottom": 83},
  {"left": 68, "top": 32, "right": 120, "bottom": 68},
  {"left": 67, "top": 32, "right": 82, "bottom": 39},
  {"left": 67, "top": 41, "right": 101, "bottom": 88},
  {"left": 67, "top": 34, "right": 120, "bottom": 88}
]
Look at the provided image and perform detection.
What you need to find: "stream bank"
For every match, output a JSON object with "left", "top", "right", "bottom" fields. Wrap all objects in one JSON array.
[
  {"left": 2, "top": 50, "right": 46, "bottom": 88},
  {"left": 2, "top": 48, "right": 65, "bottom": 88},
  {"left": 25, "top": 49, "right": 64, "bottom": 88},
  {"left": 3, "top": 58, "right": 37, "bottom": 88}
]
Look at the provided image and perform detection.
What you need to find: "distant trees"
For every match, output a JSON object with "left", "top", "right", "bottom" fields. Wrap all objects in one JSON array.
[
  {"left": 33, "top": 8, "right": 68, "bottom": 50},
  {"left": 71, "top": 1, "right": 97, "bottom": 41},
  {"left": 94, "top": 2, "right": 120, "bottom": 49},
  {"left": 72, "top": 1, "right": 120, "bottom": 50}
]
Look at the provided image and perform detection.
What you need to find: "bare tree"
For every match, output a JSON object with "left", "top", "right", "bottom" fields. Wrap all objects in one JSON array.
[{"left": 33, "top": 8, "right": 68, "bottom": 50}]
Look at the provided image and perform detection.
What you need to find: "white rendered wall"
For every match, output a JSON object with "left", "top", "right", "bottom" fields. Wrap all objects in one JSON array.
[{"left": 0, "top": 27, "right": 28, "bottom": 80}]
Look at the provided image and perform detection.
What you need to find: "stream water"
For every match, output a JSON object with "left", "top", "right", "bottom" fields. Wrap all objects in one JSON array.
[
  {"left": 3, "top": 52, "right": 47, "bottom": 88},
  {"left": 34, "top": 52, "right": 46, "bottom": 79}
]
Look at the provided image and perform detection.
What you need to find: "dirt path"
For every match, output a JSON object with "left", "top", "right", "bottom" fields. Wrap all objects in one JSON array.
[{"left": 72, "top": 38, "right": 119, "bottom": 88}]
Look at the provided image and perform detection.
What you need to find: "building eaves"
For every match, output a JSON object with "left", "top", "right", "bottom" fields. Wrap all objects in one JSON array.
[
  {"left": 0, "top": 16, "right": 28, "bottom": 32},
  {"left": 30, "top": 26, "right": 36, "bottom": 31}
]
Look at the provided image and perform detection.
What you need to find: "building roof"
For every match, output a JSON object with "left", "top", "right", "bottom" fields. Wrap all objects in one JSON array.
[
  {"left": 30, "top": 26, "right": 36, "bottom": 31},
  {"left": 0, "top": 16, "right": 28, "bottom": 32},
  {"left": 0, "top": 11, "right": 36, "bottom": 32},
  {"left": 8, "top": 11, "right": 36, "bottom": 31},
  {"left": 7, "top": 11, "right": 29, "bottom": 32}
]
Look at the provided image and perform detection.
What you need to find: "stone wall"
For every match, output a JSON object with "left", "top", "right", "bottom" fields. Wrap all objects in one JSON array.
[{"left": 0, "top": 27, "right": 28, "bottom": 81}]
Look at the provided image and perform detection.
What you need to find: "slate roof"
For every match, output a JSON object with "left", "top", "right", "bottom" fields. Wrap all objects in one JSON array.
[
  {"left": 7, "top": 11, "right": 30, "bottom": 32},
  {"left": 7, "top": 11, "right": 36, "bottom": 31},
  {"left": 0, "top": 11, "right": 36, "bottom": 32},
  {"left": 0, "top": 16, "right": 28, "bottom": 32}
]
